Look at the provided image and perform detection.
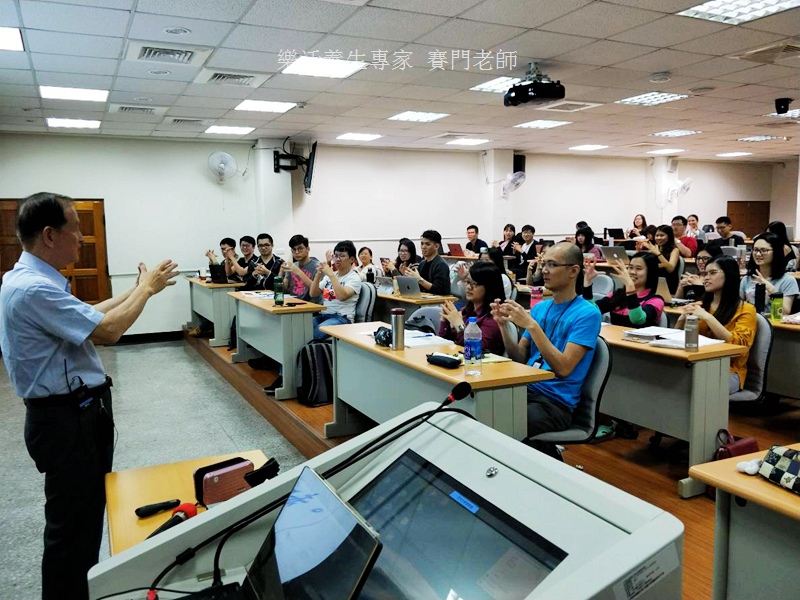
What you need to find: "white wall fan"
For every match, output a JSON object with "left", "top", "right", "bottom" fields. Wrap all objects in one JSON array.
[
  {"left": 666, "top": 177, "right": 693, "bottom": 204},
  {"left": 208, "top": 151, "right": 239, "bottom": 184},
  {"left": 501, "top": 171, "right": 526, "bottom": 197}
]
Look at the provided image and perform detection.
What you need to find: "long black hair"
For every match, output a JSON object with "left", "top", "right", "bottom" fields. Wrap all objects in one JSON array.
[
  {"left": 486, "top": 247, "right": 506, "bottom": 272},
  {"left": 608, "top": 251, "right": 660, "bottom": 306},
  {"left": 701, "top": 256, "right": 742, "bottom": 326},
  {"left": 656, "top": 224, "right": 676, "bottom": 256},
  {"left": 766, "top": 221, "right": 793, "bottom": 254},
  {"left": 748, "top": 231, "right": 789, "bottom": 276},
  {"left": 575, "top": 226, "right": 595, "bottom": 253},
  {"left": 468, "top": 262, "right": 506, "bottom": 313},
  {"left": 395, "top": 238, "right": 417, "bottom": 271}
]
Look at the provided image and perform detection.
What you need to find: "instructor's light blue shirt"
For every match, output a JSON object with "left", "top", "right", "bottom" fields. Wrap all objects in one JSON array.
[{"left": 0, "top": 251, "right": 104, "bottom": 398}]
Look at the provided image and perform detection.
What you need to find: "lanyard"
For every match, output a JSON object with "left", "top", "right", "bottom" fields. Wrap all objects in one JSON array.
[{"left": 540, "top": 295, "right": 579, "bottom": 341}]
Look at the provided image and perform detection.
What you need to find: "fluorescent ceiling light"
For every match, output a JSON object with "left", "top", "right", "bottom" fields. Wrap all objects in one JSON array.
[
  {"left": 717, "top": 152, "right": 753, "bottom": 157},
  {"left": 40, "top": 86, "right": 109, "bottom": 102},
  {"left": 46, "top": 118, "right": 101, "bottom": 129},
  {"left": 235, "top": 100, "right": 296, "bottom": 113},
  {"left": 388, "top": 111, "right": 449, "bottom": 123},
  {"left": 737, "top": 135, "right": 788, "bottom": 142},
  {"left": 678, "top": 0, "right": 800, "bottom": 25},
  {"left": 337, "top": 133, "right": 383, "bottom": 141},
  {"left": 205, "top": 125, "right": 255, "bottom": 135},
  {"left": 470, "top": 76, "right": 523, "bottom": 94},
  {"left": 768, "top": 109, "right": 800, "bottom": 119},
  {"left": 569, "top": 144, "right": 609, "bottom": 151},
  {"left": 446, "top": 138, "right": 491, "bottom": 146},
  {"left": 0, "top": 27, "right": 24, "bottom": 52},
  {"left": 281, "top": 55, "right": 366, "bottom": 78},
  {"left": 515, "top": 119, "right": 572, "bottom": 129},
  {"left": 651, "top": 129, "right": 701, "bottom": 137},
  {"left": 647, "top": 148, "right": 685, "bottom": 155},
  {"left": 615, "top": 92, "right": 689, "bottom": 106}
]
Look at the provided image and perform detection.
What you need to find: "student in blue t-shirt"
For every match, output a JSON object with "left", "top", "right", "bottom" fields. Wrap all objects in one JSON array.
[{"left": 492, "top": 242, "right": 602, "bottom": 437}]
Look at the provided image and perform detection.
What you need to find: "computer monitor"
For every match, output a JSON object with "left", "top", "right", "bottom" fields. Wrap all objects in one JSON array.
[{"left": 302, "top": 142, "right": 317, "bottom": 195}]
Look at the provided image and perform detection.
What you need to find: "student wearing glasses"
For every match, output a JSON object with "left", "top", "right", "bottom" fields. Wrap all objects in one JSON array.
[
  {"left": 439, "top": 262, "right": 506, "bottom": 355},
  {"left": 381, "top": 238, "right": 419, "bottom": 276},
  {"left": 675, "top": 245, "right": 722, "bottom": 301},
  {"left": 765, "top": 221, "right": 797, "bottom": 269},
  {"left": 226, "top": 236, "right": 258, "bottom": 285},
  {"left": 510, "top": 224, "right": 538, "bottom": 280},
  {"left": 740, "top": 232, "right": 798, "bottom": 315},
  {"left": 279, "top": 234, "right": 321, "bottom": 303},
  {"left": 251, "top": 233, "right": 284, "bottom": 291},
  {"left": 492, "top": 242, "right": 602, "bottom": 437},
  {"left": 676, "top": 256, "right": 756, "bottom": 393},
  {"left": 309, "top": 240, "right": 362, "bottom": 340}
]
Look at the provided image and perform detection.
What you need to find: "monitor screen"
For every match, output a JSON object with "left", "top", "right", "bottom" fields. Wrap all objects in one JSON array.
[
  {"left": 303, "top": 141, "right": 317, "bottom": 194},
  {"left": 350, "top": 450, "right": 567, "bottom": 600}
]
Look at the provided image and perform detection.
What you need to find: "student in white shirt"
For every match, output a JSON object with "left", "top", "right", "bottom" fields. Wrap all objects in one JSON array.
[{"left": 310, "top": 240, "right": 362, "bottom": 339}]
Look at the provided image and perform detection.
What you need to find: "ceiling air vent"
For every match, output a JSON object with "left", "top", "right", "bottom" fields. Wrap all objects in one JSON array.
[
  {"left": 139, "top": 46, "right": 195, "bottom": 64},
  {"left": 732, "top": 40, "right": 800, "bottom": 65},
  {"left": 169, "top": 118, "right": 206, "bottom": 126},
  {"left": 623, "top": 142, "right": 668, "bottom": 149},
  {"left": 109, "top": 104, "right": 168, "bottom": 116},
  {"left": 125, "top": 41, "right": 212, "bottom": 66},
  {"left": 194, "top": 68, "right": 271, "bottom": 87},
  {"left": 537, "top": 100, "right": 603, "bottom": 112},
  {"left": 429, "top": 132, "right": 479, "bottom": 141}
]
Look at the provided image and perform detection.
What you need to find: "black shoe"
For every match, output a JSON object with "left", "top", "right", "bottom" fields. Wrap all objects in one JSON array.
[
  {"left": 248, "top": 356, "right": 275, "bottom": 370},
  {"left": 263, "top": 376, "right": 283, "bottom": 394}
]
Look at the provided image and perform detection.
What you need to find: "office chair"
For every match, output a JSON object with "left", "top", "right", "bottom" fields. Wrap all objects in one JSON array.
[
  {"left": 354, "top": 282, "right": 376, "bottom": 323},
  {"left": 591, "top": 274, "right": 615, "bottom": 297},
  {"left": 730, "top": 313, "right": 774, "bottom": 404}
]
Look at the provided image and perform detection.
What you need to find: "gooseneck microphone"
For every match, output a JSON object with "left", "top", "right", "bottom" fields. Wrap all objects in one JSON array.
[
  {"left": 135, "top": 499, "right": 181, "bottom": 518},
  {"left": 146, "top": 502, "right": 198, "bottom": 539},
  {"left": 444, "top": 382, "right": 473, "bottom": 405}
]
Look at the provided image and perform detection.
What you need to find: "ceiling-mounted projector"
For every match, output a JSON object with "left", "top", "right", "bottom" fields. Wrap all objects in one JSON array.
[{"left": 503, "top": 63, "right": 565, "bottom": 107}]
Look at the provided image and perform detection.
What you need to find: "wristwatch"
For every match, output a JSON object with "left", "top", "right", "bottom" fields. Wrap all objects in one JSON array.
[{"left": 455, "top": 323, "right": 465, "bottom": 333}]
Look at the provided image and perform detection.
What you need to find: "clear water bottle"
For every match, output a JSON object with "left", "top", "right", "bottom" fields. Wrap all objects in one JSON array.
[
  {"left": 464, "top": 317, "right": 483, "bottom": 375},
  {"left": 274, "top": 274, "right": 284, "bottom": 306},
  {"left": 530, "top": 286, "right": 543, "bottom": 309},
  {"left": 685, "top": 315, "right": 699, "bottom": 352}
]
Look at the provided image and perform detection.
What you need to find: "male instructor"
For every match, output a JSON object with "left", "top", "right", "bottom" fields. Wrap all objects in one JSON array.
[{"left": 0, "top": 192, "right": 179, "bottom": 600}]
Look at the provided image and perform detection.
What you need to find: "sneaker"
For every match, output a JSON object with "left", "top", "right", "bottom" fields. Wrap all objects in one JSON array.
[{"left": 263, "top": 376, "right": 283, "bottom": 395}]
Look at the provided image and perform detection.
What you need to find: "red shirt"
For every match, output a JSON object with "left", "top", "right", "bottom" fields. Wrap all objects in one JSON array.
[
  {"left": 439, "top": 304, "right": 505, "bottom": 356},
  {"left": 679, "top": 235, "right": 697, "bottom": 257}
]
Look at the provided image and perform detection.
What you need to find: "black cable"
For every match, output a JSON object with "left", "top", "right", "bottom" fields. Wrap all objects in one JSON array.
[{"left": 95, "top": 586, "right": 194, "bottom": 600}]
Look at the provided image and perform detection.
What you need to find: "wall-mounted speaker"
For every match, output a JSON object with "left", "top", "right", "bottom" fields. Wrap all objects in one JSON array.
[
  {"left": 513, "top": 154, "right": 526, "bottom": 174},
  {"left": 667, "top": 157, "right": 679, "bottom": 173}
]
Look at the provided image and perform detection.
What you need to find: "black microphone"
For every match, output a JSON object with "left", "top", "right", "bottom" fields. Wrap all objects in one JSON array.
[
  {"left": 146, "top": 503, "right": 198, "bottom": 539},
  {"left": 135, "top": 499, "right": 181, "bottom": 518},
  {"left": 444, "top": 382, "right": 472, "bottom": 405}
]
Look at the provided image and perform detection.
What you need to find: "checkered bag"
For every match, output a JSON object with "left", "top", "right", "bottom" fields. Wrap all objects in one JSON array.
[{"left": 758, "top": 446, "right": 800, "bottom": 495}]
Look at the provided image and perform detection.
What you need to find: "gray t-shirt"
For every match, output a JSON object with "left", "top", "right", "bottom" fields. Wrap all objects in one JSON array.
[
  {"left": 740, "top": 273, "right": 799, "bottom": 305},
  {"left": 320, "top": 269, "right": 362, "bottom": 322}
]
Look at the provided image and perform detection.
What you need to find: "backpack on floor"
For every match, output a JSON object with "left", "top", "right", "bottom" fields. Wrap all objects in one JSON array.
[{"left": 295, "top": 339, "right": 334, "bottom": 407}]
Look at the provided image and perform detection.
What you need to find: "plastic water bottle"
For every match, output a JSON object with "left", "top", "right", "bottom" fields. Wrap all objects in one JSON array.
[
  {"left": 274, "top": 275, "right": 284, "bottom": 306},
  {"left": 464, "top": 317, "right": 483, "bottom": 375},
  {"left": 685, "top": 315, "right": 699, "bottom": 352},
  {"left": 530, "top": 286, "right": 543, "bottom": 309}
]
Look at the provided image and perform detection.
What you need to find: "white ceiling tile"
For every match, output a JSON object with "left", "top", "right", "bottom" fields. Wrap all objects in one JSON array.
[
  {"left": 108, "top": 91, "right": 178, "bottom": 104},
  {"left": 462, "top": 0, "right": 594, "bottom": 29},
  {"left": 715, "top": 64, "right": 799, "bottom": 84},
  {"left": 112, "top": 77, "right": 187, "bottom": 94},
  {"left": 415, "top": 19, "right": 525, "bottom": 49},
  {"left": 311, "top": 34, "right": 403, "bottom": 57},
  {"left": 182, "top": 83, "right": 254, "bottom": 98},
  {"left": 437, "top": 89, "right": 495, "bottom": 104},
  {"left": 242, "top": 0, "right": 357, "bottom": 32},
  {"left": 40, "top": 100, "right": 105, "bottom": 114},
  {"left": 762, "top": 74, "right": 800, "bottom": 89},
  {"left": 19, "top": 1, "right": 130, "bottom": 36},
  {"left": 152, "top": 130, "right": 200, "bottom": 137},
  {"left": 611, "top": 15, "right": 728, "bottom": 47},
  {"left": 333, "top": 7, "right": 447, "bottom": 42},
  {"left": 98, "top": 128, "right": 151, "bottom": 135},
  {"left": 165, "top": 106, "right": 227, "bottom": 118},
  {"left": 540, "top": 2, "right": 662, "bottom": 39},
  {"left": 45, "top": 1, "right": 133, "bottom": 9},
  {"left": 409, "top": 69, "right": 507, "bottom": 89},
  {"left": 568, "top": 66, "right": 649, "bottom": 87},
  {"left": 128, "top": 12, "right": 235, "bottom": 46},
  {"left": 0, "top": 105, "right": 42, "bottom": 116},
  {"left": 247, "top": 87, "right": 318, "bottom": 102},
  {"left": 558, "top": 40, "right": 658, "bottom": 67},
  {"left": 0, "top": 123, "right": 47, "bottom": 132},
  {"left": 390, "top": 84, "right": 463, "bottom": 100},
  {"left": 0, "top": 0, "right": 19, "bottom": 27},
  {"left": 31, "top": 53, "right": 118, "bottom": 75},
  {"left": 603, "top": 0, "right": 699, "bottom": 10},
  {"left": 500, "top": 30, "right": 595, "bottom": 59},
  {"left": 612, "top": 48, "right": 712, "bottom": 72},
  {"left": 0, "top": 114, "right": 44, "bottom": 125},
  {"left": 309, "top": 91, "right": 376, "bottom": 106},
  {"left": 340, "top": 106, "right": 400, "bottom": 118},
  {"left": 370, "top": 0, "right": 483, "bottom": 18},
  {"left": 260, "top": 74, "right": 342, "bottom": 92},
  {"left": 271, "top": 112, "right": 332, "bottom": 124},
  {"left": 173, "top": 95, "right": 239, "bottom": 108},
  {"left": 36, "top": 71, "right": 113, "bottom": 88},
  {"left": 0, "top": 50, "right": 31, "bottom": 69},
  {"left": 207, "top": 49, "right": 279, "bottom": 73},
  {"left": 0, "top": 68, "right": 34, "bottom": 85},
  {"left": 137, "top": 0, "right": 250, "bottom": 22},
  {"left": 0, "top": 95, "right": 40, "bottom": 107},
  {"left": 116, "top": 61, "right": 201, "bottom": 81},
  {"left": 285, "top": 103, "right": 350, "bottom": 116},
  {"left": 741, "top": 7, "right": 800, "bottom": 36},
  {"left": 25, "top": 30, "right": 123, "bottom": 59},
  {"left": 224, "top": 25, "right": 325, "bottom": 53},
  {"left": 672, "top": 27, "right": 786, "bottom": 57},
  {"left": 99, "top": 120, "right": 156, "bottom": 130},
  {"left": 327, "top": 78, "right": 403, "bottom": 96},
  {"left": 0, "top": 83, "right": 36, "bottom": 96},
  {"left": 673, "top": 57, "right": 757, "bottom": 79}
]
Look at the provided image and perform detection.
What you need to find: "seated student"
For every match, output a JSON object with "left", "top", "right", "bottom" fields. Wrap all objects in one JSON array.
[
  {"left": 671, "top": 215, "right": 698, "bottom": 258},
  {"left": 400, "top": 230, "right": 450, "bottom": 295},
  {"left": 483, "top": 247, "right": 513, "bottom": 298},
  {"left": 627, "top": 214, "right": 647, "bottom": 239},
  {"left": 465, "top": 224, "right": 489, "bottom": 255},
  {"left": 381, "top": 238, "right": 419, "bottom": 276},
  {"left": 676, "top": 256, "right": 756, "bottom": 393},
  {"left": 492, "top": 223, "right": 517, "bottom": 256},
  {"left": 766, "top": 220, "right": 797, "bottom": 269},
  {"left": 251, "top": 233, "right": 283, "bottom": 290},
  {"left": 309, "top": 240, "right": 362, "bottom": 339},
  {"left": 709, "top": 216, "right": 746, "bottom": 248},
  {"left": 644, "top": 225, "right": 680, "bottom": 294},
  {"left": 510, "top": 224, "right": 537, "bottom": 279},
  {"left": 526, "top": 252, "right": 546, "bottom": 286},
  {"left": 205, "top": 237, "right": 236, "bottom": 267},
  {"left": 676, "top": 245, "right": 722, "bottom": 301},
  {"left": 439, "top": 262, "right": 506, "bottom": 356},
  {"left": 740, "top": 232, "right": 798, "bottom": 315},
  {"left": 686, "top": 214, "right": 707, "bottom": 244},
  {"left": 583, "top": 253, "right": 664, "bottom": 327},
  {"left": 492, "top": 242, "right": 602, "bottom": 437},
  {"left": 575, "top": 226, "right": 603, "bottom": 260},
  {"left": 635, "top": 224, "right": 658, "bottom": 249},
  {"left": 226, "top": 236, "right": 258, "bottom": 286},
  {"left": 356, "top": 246, "right": 383, "bottom": 282},
  {"left": 280, "top": 234, "right": 321, "bottom": 303}
]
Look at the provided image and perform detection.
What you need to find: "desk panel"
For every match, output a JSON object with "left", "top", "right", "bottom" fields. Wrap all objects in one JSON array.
[
  {"left": 767, "top": 323, "right": 800, "bottom": 399},
  {"left": 186, "top": 277, "right": 243, "bottom": 347}
]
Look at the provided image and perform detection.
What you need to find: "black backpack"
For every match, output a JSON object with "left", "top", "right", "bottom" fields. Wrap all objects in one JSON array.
[{"left": 295, "top": 339, "right": 334, "bottom": 407}]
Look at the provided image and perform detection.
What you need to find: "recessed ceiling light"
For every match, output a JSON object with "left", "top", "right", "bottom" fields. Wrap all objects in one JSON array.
[
  {"left": 446, "top": 138, "right": 491, "bottom": 146},
  {"left": 648, "top": 71, "right": 672, "bottom": 83},
  {"left": 337, "top": 133, "right": 383, "bottom": 141},
  {"left": 40, "top": 86, "right": 108, "bottom": 102},
  {"left": 470, "top": 76, "right": 523, "bottom": 94},
  {"left": 134, "top": 97, "right": 153, "bottom": 102},
  {"left": 388, "top": 111, "right": 450, "bottom": 123},
  {"left": 768, "top": 109, "right": 800, "bottom": 119},
  {"left": 647, "top": 148, "right": 686, "bottom": 155},
  {"left": 615, "top": 92, "right": 689, "bottom": 106},
  {"left": 0, "top": 27, "right": 24, "bottom": 52},
  {"left": 515, "top": 119, "right": 572, "bottom": 129},
  {"left": 651, "top": 130, "right": 701, "bottom": 137},
  {"left": 569, "top": 144, "right": 609, "bottom": 151},
  {"left": 148, "top": 69, "right": 172, "bottom": 76},
  {"left": 164, "top": 26, "right": 191, "bottom": 35},
  {"left": 737, "top": 135, "right": 789, "bottom": 142},
  {"left": 235, "top": 100, "right": 296, "bottom": 113},
  {"left": 717, "top": 152, "right": 753, "bottom": 157},
  {"left": 205, "top": 125, "right": 255, "bottom": 135},
  {"left": 46, "top": 117, "right": 101, "bottom": 129},
  {"left": 678, "top": 0, "right": 800, "bottom": 25},
  {"left": 282, "top": 56, "right": 367, "bottom": 79}
]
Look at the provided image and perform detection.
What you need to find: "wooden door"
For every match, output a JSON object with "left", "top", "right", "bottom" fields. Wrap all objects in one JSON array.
[
  {"left": 0, "top": 199, "right": 111, "bottom": 304},
  {"left": 726, "top": 201, "right": 771, "bottom": 238}
]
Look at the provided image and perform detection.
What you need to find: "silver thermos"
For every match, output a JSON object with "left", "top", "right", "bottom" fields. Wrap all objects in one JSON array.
[
  {"left": 685, "top": 314, "right": 699, "bottom": 352},
  {"left": 391, "top": 308, "right": 405, "bottom": 350}
]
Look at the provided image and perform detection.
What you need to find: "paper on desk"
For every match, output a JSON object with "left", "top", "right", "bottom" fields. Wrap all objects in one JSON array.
[
  {"left": 239, "top": 291, "right": 274, "bottom": 299},
  {"left": 648, "top": 331, "right": 724, "bottom": 349},
  {"left": 405, "top": 335, "right": 452, "bottom": 348}
]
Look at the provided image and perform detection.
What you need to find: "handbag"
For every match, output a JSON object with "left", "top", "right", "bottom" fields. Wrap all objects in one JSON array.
[
  {"left": 758, "top": 446, "right": 800, "bottom": 495},
  {"left": 706, "top": 429, "right": 759, "bottom": 499}
]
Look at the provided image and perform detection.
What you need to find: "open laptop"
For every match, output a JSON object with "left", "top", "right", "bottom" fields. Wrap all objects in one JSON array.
[
  {"left": 395, "top": 275, "right": 422, "bottom": 297},
  {"left": 600, "top": 246, "right": 630, "bottom": 264},
  {"left": 208, "top": 263, "right": 229, "bottom": 284},
  {"left": 447, "top": 242, "right": 465, "bottom": 256},
  {"left": 606, "top": 227, "right": 625, "bottom": 240},
  {"left": 656, "top": 277, "right": 693, "bottom": 306},
  {"left": 375, "top": 276, "right": 394, "bottom": 295}
]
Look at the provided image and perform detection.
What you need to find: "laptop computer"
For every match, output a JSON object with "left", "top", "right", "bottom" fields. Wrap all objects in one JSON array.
[
  {"left": 600, "top": 246, "right": 630, "bottom": 264},
  {"left": 395, "top": 276, "right": 422, "bottom": 297},
  {"left": 375, "top": 276, "right": 394, "bottom": 295},
  {"left": 447, "top": 242, "right": 465, "bottom": 256},
  {"left": 656, "top": 277, "right": 693, "bottom": 306},
  {"left": 208, "top": 263, "right": 229, "bottom": 284},
  {"left": 606, "top": 228, "right": 625, "bottom": 240}
]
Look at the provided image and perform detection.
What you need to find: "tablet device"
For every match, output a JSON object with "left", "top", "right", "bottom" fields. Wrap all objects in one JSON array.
[{"left": 600, "top": 246, "right": 630, "bottom": 264}]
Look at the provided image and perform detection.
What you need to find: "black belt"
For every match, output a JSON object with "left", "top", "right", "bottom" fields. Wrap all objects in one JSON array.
[{"left": 24, "top": 376, "right": 113, "bottom": 408}]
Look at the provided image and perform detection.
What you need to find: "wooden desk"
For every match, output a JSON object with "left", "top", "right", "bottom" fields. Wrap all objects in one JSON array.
[
  {"left": 185, "top": 276, "right": 244, "bottom": 347},
  {"left": 600, "top": 324, "right": 746, "bottom": 498},
  {"left": 105, "top": 450, "right": 267, "bottom": 555},
  {"left": 227, "top": 292, "right": 324, "bottom": 400},
  {"left": 767, "top": 321, "right": 800, "bottom": 400},
  {"left": 322, "top": 321, "right": 553, "bottom": 440},
  {"left": 689, "top": 444, "right": 800, "bottom": 600},
  {"left": 373, "top": 292, "right": 457, "bottom": 321}
]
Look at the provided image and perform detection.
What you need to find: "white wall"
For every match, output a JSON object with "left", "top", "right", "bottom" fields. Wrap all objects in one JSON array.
[{"left": 769, "top": 159, "right": 799, "bottom": 233}]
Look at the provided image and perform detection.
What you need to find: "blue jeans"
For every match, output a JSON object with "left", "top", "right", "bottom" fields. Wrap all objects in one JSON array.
[{"left": 313, "top": 313, "right": 350, "bottom": 339}]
